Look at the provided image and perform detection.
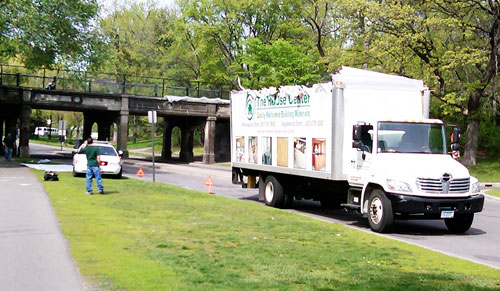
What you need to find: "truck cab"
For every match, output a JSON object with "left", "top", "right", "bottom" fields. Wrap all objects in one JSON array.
[{"left": 350, "top": 120, "right": 483, "bottom": 232}]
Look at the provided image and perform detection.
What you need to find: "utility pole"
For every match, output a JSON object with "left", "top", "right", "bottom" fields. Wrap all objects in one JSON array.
[{"left": 148, "top": 111, "right": 157, "bottom": 182}]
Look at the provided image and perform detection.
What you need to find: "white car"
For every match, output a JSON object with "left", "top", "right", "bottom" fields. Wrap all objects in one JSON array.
[{"left": 73, "top": 141, "right": 123, "bottom": 178}]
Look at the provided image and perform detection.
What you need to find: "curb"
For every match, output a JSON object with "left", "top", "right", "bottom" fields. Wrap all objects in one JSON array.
[
  {"left": 480, "top": 183, "right": 500, "bottom": 201},
  {"left": 483, "top": 192, "right": 500, "bottom": 202}
]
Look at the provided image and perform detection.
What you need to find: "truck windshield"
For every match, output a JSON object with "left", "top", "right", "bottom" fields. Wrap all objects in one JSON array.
[{"left": 377, "top": 122, "right": 447, "bottom": 154}]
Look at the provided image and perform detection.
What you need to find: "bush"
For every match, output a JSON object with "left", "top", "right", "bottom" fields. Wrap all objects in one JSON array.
[{"left": 478, "top": 119, "right": 500, "bottom": 158}]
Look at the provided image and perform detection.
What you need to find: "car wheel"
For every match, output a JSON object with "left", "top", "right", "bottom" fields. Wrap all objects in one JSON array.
[
  {"left": 367, "top": 189, "right": 394, "bottom": 233},
  {"left": 264, "top": 175, "right": 285, "bottom": 208},
  {"left": 73, "top": 167, "right": 79, "bottom": 177},
  {"left": 116, "top": 168, "right": 122, "bottom": 179},
  {"left": 444, "top": 213, "right": 474, "bottom": 233}
]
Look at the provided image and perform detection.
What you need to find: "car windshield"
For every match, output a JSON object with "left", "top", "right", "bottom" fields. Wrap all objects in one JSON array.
[
  {"left": 81, "top": 145, "right": 117, "bottom": 156},
  {"left": 377, "top": 122, "right": 447, "bottom": 154}
]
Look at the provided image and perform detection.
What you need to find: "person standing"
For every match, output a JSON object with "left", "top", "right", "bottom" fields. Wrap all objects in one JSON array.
[
  {"left": 80, "top": 137, "right": 104, "bottom": 195},
  {"left": 2, "top": 132, "right": 16, "bottom": 161}
]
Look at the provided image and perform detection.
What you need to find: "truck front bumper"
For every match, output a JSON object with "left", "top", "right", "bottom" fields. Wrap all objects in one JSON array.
[{"left": 386, "top": 193, "right": 484, "bottom": 219}]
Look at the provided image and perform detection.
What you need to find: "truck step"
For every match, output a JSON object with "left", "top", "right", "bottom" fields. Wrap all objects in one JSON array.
[{"left": 341, "top": 203, "right": 361, "bottom": 211}]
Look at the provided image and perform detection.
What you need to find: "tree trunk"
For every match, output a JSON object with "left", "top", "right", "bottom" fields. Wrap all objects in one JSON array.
[
  {"left": 463, "top": 118, "right": 479, "bottom": 165},
  {"left": 132, "top": 115, "right": 137, "bottom": 144}
]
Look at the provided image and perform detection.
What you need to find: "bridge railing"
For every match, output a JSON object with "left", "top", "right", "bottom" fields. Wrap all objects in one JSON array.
[{"left": 0, "top": 64, "right": 230, "bottom": 99}]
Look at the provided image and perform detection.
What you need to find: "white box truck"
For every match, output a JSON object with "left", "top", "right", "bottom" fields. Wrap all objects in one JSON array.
[{"left": 230, "top": 67, "right": 484, "bottom": 233}]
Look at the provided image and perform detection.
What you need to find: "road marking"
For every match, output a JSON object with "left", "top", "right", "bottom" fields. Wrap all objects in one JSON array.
[{"left": 20, "top": 184, "right": 31, "bottom": 186}]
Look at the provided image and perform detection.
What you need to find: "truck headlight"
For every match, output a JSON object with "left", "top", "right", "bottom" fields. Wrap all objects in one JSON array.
[
  {"left": 471, "top": 181, "right": 479, "bottom": 193},
  {"left": 387, "top": 179, "right": 412, "bottom": 193}
]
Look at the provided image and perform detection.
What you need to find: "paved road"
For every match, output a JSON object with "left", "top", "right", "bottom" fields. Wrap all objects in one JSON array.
[
  {"left": 0, "top": 164, "right": 86, "bottom": 290},
  {"left": 28, "top": 143, "right": 500, "bottom": 270}
]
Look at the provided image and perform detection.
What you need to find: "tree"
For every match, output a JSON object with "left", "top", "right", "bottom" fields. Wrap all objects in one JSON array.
[
  {"left": 99, "top": 3, "right": 177, "bottom": 76},
  {"left": 178, "top": 0, "right": 317, "bottom": 86},
  {"left": 0, "top": 0, "right": 104, "bottom": 68},
  {"left": 357, "top": 0, "right": 500, "bottom": 165},
  {"left": 242, "top": 38, "right": 322, "bottom": 88},
  {"left": 301, "top": 0, "right": 347, "bottom": 68}
]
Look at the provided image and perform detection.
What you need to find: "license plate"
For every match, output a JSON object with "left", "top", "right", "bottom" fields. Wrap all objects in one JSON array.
[{"left": 441, "top": 211, "right": 455, "bottom": 219}]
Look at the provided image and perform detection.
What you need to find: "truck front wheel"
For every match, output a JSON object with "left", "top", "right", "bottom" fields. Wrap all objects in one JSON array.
[
  {"left": 444, "top": 213, "right": 474, "bottom": 233},
  {"left": 264, "top": 175, "right": 285, "bottom": 208},
  {"left": 367, "top": 190, "right": 394, "bottom": 233}
]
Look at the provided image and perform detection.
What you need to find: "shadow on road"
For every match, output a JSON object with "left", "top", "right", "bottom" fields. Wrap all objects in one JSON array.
[
  {"left": 0, "top": 160, "right": 22, "bottom": 168},
  {"left": 239, "top": 194, "right": 486, "bottom": 237}
]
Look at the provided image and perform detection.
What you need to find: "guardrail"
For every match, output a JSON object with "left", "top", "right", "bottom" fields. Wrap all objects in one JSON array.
[{"left": 0, "top": 64, "right": 230, "bottom": 99}]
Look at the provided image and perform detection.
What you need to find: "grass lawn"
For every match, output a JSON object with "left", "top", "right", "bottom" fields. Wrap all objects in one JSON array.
[
  {"left": 214, "top": 162, "right": 231, "bottom": 167},
  {"left": 467, "top": 159, "right": 500, "bottom": 182},
  {"left": 36, "top": 171, "right": 500, "bottom": 290},
  {"left": 129, "top": 144, "right": 205, "bottom": 159},
  {"left": 30, "top": 136, "right": 73, "bottom": 148},
  {"left": 486, "top": 189, "right": 500, "bottom": 198},
  {"left": 127, "top": 139, "right": 164, "bottom": 150}
]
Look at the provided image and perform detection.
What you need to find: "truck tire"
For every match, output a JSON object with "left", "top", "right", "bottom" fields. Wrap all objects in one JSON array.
[
  {"left": 444, "top": 213, "right": 474, "bottom": 233},
  {"left": 264, "top": 175, "right": 285, "bottom": 208},
  {"left": 258, "top": 175, "right": 266, "bottom": 202},
  {"left": 367, "top": 189, "right": 394, "bottom": 233}
]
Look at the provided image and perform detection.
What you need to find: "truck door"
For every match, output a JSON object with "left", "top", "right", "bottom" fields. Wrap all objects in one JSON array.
[{"left": 350, "top": 124, "right": 374, "bottom": 186}]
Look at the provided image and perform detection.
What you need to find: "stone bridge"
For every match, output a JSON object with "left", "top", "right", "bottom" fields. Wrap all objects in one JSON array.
[{"left": 0, "top": 85, "right": 230, "bottom": 163}]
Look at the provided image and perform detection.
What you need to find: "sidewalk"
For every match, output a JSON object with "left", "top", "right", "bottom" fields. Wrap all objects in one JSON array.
[{"left": 0, "top": 160, "right": 87, "bottom": 290}]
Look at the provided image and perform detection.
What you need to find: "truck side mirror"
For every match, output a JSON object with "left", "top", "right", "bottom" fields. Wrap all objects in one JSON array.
[
  {"left": 450, "top": 127, "right": 460, "bottom": 158},
  {"left": 451, "top": 127, "right": 460, "bottom": 144}
]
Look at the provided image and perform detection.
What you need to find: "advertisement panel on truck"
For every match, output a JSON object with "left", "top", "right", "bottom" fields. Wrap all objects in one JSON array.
[{"left": 231, "top": 84, "right": 333, "bottom": 176}]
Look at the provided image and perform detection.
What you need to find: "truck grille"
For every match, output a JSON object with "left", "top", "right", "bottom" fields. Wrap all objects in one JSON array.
[{"left": 416, "top": 177, "right": 470, "bottom": 194}]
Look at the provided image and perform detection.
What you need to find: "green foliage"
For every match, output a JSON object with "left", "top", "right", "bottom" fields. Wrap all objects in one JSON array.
[
  {"left": 37, "top": 170, "right": 500, "bottom": 289},
  {"left": 178, "top": 0, "right": 324, "bottom": 86},
  {"left": 477, "top": 120, "right": 500, "bottom": 158},
  {"left": 0, "top": 0, "right": 104, "bottom": 68},
  {"left": 242, "top": 38, "right": 322, "bottom": 88},
  {"left": 98, "top": 3, "right": 176, "bottom": 76}
]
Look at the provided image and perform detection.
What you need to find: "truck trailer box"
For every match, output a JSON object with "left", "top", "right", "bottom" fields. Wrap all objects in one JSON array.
[{"left": 230, "top": 67, "right": 484, "bottom": 233}]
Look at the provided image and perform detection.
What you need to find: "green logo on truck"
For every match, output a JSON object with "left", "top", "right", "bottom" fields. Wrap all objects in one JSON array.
[{"left": 246, "top": 94, "right": 254, "bottom": 120}]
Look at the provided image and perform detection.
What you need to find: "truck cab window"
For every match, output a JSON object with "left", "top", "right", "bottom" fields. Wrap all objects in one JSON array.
[{"left": 378, "top": 122, "right": 447, "bottom": 154}]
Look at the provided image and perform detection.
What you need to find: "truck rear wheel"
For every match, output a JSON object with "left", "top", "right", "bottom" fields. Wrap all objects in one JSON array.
[
  {"left": 444, "top": 213, "right": 474, "bottom": 233},
  {"left": 264, "top": 175, "right": 285, "bottom": 208},
  {"left": 258, "top": 175, "right": 266, "bottom": 202},
  {"left": 367, "top": 190, "right": 394, "bottom": 233}
]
